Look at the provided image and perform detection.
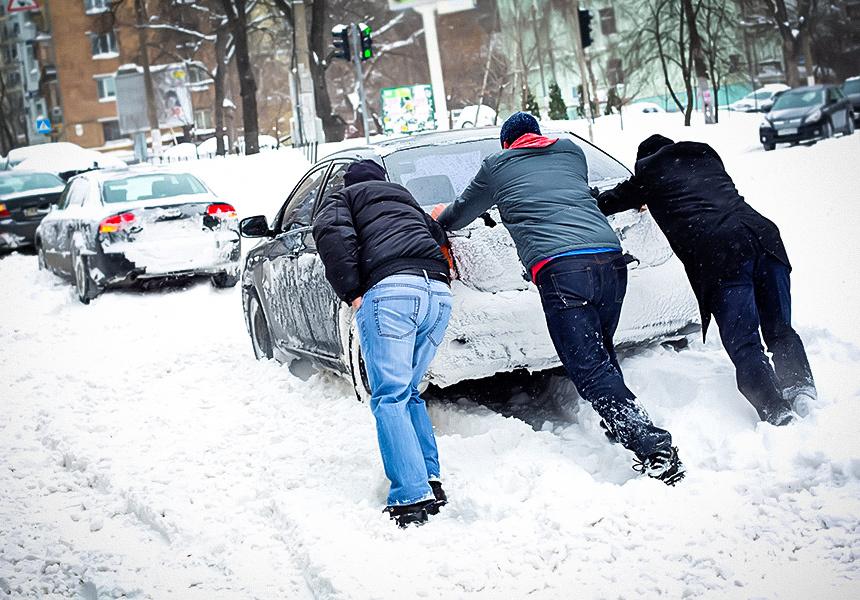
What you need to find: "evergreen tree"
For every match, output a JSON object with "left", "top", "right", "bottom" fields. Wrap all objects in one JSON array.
[
  {"left": 548, "top": 82, "right": 568, "bottom": 120},
  {"left": 523, "top": 88, "right": 541, "bottom": 119}
]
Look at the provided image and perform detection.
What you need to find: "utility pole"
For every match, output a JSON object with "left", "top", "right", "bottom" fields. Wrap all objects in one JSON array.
[
  {"left": 350, "top": 23, "right": 371, "bottom": 144},
  {"left": 415, "top": 4, "right": 449, "bottom": 130},
  {"left": 290, "top": 0, "right": 323, "bottom": 146},
  {"left": 134, "top": 0, "right": 161, "bottom": 156},
  {"left": 570, "top": 2, "right": 593, "bottom": 142}
]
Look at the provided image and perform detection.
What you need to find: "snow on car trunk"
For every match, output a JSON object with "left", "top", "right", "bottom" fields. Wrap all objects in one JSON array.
[{"left": 101, "top": 198, "right": 239, "bottom": 275}]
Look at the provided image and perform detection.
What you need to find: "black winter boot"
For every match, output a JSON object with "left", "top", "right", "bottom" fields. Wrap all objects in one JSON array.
[
  {"left": 599, "top": 419, "right": 619, "bottom": 444},
  {"left": 633, "top": 446, "right": 686, "bottom": 486},
  {"left": 384, "top": 500, "right": 434, "bottom": 529},
  {"left": 427, "top": 481, "right": 448, "bottom": 515}
]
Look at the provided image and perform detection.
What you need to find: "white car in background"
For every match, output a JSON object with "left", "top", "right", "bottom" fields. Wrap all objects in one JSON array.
[
  {"left": 453, "top": 105, "right": 497, "bottom": 128},
  {"left": 727, "top": 84, "right": 790, "bottom": 112},
  {"left": 628, "top": 102, "right": 665, "bottom": 114},
  {"left": 6, "top": 142, "right": 126, "bottom": 175}
]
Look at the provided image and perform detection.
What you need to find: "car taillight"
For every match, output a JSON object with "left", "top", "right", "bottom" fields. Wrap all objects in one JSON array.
[
  {"left": 207, "top": 203, "right": 237, "bottom": 218},
  {"left": 0, "top": 203, "right": 9, "bottom": 218},
  {"left": 99, "top": 211, "right": 136, "bottom": 233}
]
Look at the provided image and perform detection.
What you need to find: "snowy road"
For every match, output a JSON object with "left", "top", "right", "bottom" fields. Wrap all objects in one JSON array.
[{"left": 2, "top": 115, "right": 860, "bottom": 599}]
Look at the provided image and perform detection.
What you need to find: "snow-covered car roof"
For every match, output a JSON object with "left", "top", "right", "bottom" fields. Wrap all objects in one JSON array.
[{"left": 71, "top": 166, "right": 200, "bottom": 183}]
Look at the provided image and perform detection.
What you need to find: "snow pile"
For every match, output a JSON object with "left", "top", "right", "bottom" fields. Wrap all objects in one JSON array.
[{"left": 1, "top": 112, "right": 859, "bottom": 599}]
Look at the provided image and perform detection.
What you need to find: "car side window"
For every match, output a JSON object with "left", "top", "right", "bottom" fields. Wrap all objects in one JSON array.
[
  {"left": 315, "top": 161, "right": 350, "bottom": 217},
  {"left": 277, "top": 166, "right": 327, "bottom": 233},
  {"left": 832, "top": 88, "right": 845, "bottom": 101},
  {"left": 65, "top": 179, "right": 88, "bottom": 208}
]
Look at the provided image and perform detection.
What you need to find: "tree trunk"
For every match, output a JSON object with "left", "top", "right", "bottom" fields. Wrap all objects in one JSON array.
[
  {"left": 308, "top": 0, "right": 344, "bottom": 141},
  {"left": 682, "top": 0, "right": 714, "bottom": 124},
  {"left": 214, "top": 27, "right": 228, "bottom": 156},
  {"left": 134, "top": 0, "right": 160, "bottom": 153},
  {"left": 222, "top": 0, "right": 259, "bottom": 155}
]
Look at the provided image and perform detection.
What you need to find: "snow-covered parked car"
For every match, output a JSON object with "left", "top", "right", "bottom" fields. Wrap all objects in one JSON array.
[
  {"left": 0, "top": 171, "right": 66, "bottom": 252},
  {"left": 7, "top": 142, "right": 126, "bottom": 176},
  {"left": 36, "top": 168, "right": 241, "bottom": 304},
  {"left": 238, "top": 128, "right": 700, "bottom": 398},
  {"left": 727, "top": 84, "right": 790, "bottom": 112}
]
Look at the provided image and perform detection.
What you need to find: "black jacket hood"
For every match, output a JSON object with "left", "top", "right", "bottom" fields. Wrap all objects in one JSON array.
[
  {"left": 636, "top": 134, "right": 675, "bottom": 162},
  {"left": 344, "top": 160, "right": 387, "bottom": 187}
]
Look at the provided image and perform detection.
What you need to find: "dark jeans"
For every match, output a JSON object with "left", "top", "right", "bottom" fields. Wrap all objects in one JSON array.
[
  {"left": 709, "top": 253, "right": 813, "bottom": 421},
  {"left": 536, "top": 252, "right": 672, "bottom": 458}
]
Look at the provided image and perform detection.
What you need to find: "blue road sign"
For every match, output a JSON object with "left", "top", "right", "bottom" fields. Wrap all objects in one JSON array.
[{"left": 35, "top": 117, "right": 51, "bottom": 135}]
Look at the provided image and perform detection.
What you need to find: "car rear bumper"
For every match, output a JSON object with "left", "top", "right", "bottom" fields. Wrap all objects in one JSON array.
[
  {"left": 760, "top": 121, "right": 827, "bottom": 145},
  {"left": 426, "top": 255, "right": 700, "bottom": 388},
  {"left": 0, "top": 219, "right": 39, "bottom": 249},
  {"left": 91, "top": 230, "right": 241, "bottom": 285}
]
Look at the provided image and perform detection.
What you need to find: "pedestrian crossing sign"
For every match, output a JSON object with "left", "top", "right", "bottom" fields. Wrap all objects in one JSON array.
[
  {"left": 35, "top": 117, "right": 51, "bottom": 135},
  {"left": 7, "top": 0, "right": 40, "bottom": 13}
]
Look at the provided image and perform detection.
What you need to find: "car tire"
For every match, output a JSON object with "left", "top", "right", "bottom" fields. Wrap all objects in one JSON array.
[
  {"left": 821, "top": 120, "right": 833, "bottom": 140},
  {"left": 211, "top": 271, "right": 240, "bottom": 288},
  {"left": 72, "top": 247, "right": 100, "bottom": 305},
  {"left": 36, "top": 242, "right": 46, "bottom": 271},
  {"left": 763, "top": 143, "right": 775, "bottom": 151},
  {"left": 247, "top": 291, "right": 274, "bottom": 360},
  {"left": 845, "top": 113, "right": 855, "bottom": 135},
  {"left": 348, "top": 320, "right": 371, "bottom": 403}
]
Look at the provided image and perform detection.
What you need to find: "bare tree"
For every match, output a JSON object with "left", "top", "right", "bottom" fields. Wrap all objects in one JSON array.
[
  {"left": 699, "top": 0, "right": 740, "bottom": 122},
  {"left": 760, "top": 0, "right": 818, "bottom": 87},
  {"left": 220, "top": 0, "right": 260, "bottom": 154}
]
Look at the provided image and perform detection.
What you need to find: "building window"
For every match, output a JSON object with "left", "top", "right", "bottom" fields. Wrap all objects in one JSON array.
[
  {"left": 84, "top": 0, "right": 110, "bottom": 14},
  {"left": 599, "top": 7, "right": 617, "bottom": 35},
  {"left": 607, "top": 58, "right": 624, "bottom": 86},
  {"left": 194, "top": 109, "right": 213, "bottom": 130},
  {"left": 95, "top": 75, "right": 116, "bottom": 100},
  {"left": 102, "top": 120, "right": 124, "bottom": 142},
  {"left": 187, "top": 65, "right": 212, "bottom": 85},
  {"left": 90, "top": 31, "right": 118, "bottom": 58}
]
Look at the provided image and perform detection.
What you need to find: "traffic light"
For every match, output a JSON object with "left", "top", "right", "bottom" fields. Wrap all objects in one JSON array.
[
  {"left": 359, "top": 22, "right": 372, "bottom": 61},
  {"left": 578, "top": 9, "right": 593, "bottom": 49},
  {"left": 332, "top": 24, "right": 350, "bottom": 61}
]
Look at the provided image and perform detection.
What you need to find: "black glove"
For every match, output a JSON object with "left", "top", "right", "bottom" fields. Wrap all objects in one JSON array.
[{"left": 589, "top": 186, "right": 601, "bottom": 199}]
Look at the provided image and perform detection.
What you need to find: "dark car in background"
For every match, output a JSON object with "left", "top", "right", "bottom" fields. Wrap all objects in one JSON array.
[
  {"left": 36, "top": 168, "right": 241, "bottom": 303},
  {"left": 0, "top": 171, "right": 66, "bottom": 252},
  {"left": 238, "top": 128, "right": 699, "bottom": 400},
  {"left": 842, "top": 76, "right": 860, "bottom": 125},
  {"left": 759, "top": 84, "right": 855, "bottom": 150}
]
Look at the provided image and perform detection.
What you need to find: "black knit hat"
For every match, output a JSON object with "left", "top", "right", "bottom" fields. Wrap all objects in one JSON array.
[
  {"left": 636, "top": 134, "right": 674, "bottom": 161},
  {"left": 344, "top": 159, "right": 387, "bottom": 187},
  {"left": 500, "top": 111, "right": 541, "bottom": 148}
]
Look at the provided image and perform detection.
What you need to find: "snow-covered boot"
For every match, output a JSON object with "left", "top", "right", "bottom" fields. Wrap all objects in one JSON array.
[
  {"left": 633, "top": 446, "right": 686, "bottom": 486},
  {"left": 783, "top": 384, "right": 817, "bottom": 418},
  {"left": 599, "top": 419, "right": 619, "bottom": 444},
  {"left": 762, "top": 403, "right": 797, "bottom": 426},
  {"left": 427, "top": 481, "right": 447, "bottom": 515},
  {"left": 384, "top": 500, "right": 434, "bottom": 529}
]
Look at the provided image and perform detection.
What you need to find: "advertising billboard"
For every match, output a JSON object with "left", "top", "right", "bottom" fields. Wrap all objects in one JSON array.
[{"left": 380, "top": 85, "right": 436, "bottom": 135}]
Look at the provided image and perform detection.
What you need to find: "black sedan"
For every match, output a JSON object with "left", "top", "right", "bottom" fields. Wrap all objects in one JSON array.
[
  {"left": 759, "top": 84, "right": 855, "bottom": 150},
  {"left": 843, "top": 76, "right": 860, "bottom": 125},
  {"left": 238, "top": 128, "right": 699, "bottom": 400},
  {"left": 0, "top": 171, "right": 66, "bottom": 252},
  {"left": 36, "top": 168, "right": 241, "bottom": 303}
]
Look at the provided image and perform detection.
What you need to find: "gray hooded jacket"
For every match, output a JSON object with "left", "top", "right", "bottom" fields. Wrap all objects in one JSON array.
[{"left": 436, "top": 138, "right": 620, "bottom": 278}]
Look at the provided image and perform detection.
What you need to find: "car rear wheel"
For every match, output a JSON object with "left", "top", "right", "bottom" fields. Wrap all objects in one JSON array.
[
  {"left": 73, "top": 248, "right": 100, "bottom": 305},
  {"left": 248, "top": 292, "right": 274, "bottom": 360},
  {"left": 348, "top": 320, "right": 371, "bottom": 403},
  {"left": 845, "top": 113, "right": 855, "bottom": 135},
  {"left": 36, "top": 242, "right": 46, "bottom": 271},
  {"left": 211, "top": 271, "right": 240, "bottom": 288},
  {"left": 763, "top": 143, "right": 775, "bottom": 151},
  {"left": 821, "top": 120, "right": 833, "bottom": 139}
]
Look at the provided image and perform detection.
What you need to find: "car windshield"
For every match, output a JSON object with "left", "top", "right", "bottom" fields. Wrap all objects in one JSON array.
[
  {"left": 0, "top": 172, "right": 64, "bottom": 196},
  {"left": 772, "top": 89, "right": 824, "bottom": 110},
  {"left": 102, "top": 173, "right": 207, "bottom": 203},
  {"left": 844, "top": 79, "right": 860, "bottom": 94},
  {"left": 382, "top": 134, "right": 628, "bottom": 207}
]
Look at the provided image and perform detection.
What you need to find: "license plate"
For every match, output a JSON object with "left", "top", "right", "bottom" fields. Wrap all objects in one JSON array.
[{"left": 777, "top": 128, "right": 798, "bottom": 136}]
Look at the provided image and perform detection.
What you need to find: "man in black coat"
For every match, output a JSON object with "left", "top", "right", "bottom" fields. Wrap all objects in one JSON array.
[
  {"left": 313, "top": 160, "right": 452, "bottom": 528},
  {"left": 596, "top": 134, "right": 815, "bottom": 426}
]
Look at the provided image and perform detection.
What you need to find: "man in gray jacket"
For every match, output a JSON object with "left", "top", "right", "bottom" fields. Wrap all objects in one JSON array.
[{"left": 434, "top": 112, "right": 685, "bottom": 485}]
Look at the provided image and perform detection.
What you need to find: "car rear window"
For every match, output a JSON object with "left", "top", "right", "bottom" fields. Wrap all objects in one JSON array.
[
  {"left": 383, "top": 134, "right": 629, "bottom": 207},
  {"left": 773, "top": 89, "right": 824, "bottom": 110},
  {"left": 0, "top": 172, "right": 64, "bottom": 196},
  {"left": 844, "top": 79, "right": 860, "bottom": 95},
  {"left": 102, "top": 173, "right": 207, "bottom": 203}
]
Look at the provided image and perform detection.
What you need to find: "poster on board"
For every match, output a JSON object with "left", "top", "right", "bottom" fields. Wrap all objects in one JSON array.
[{"left": 381, "top": 85, "right": 436, "bottom": 135}]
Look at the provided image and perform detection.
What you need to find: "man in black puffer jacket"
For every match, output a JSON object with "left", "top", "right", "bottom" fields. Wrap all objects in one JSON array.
[
  {"left": 313, "top": 160, "right": 451, "bottom": 529},
  {"left": 596, "top": 135, "right": 815, "bottom": 426}
]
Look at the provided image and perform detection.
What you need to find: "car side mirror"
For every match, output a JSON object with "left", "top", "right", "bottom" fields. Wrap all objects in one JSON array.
[{"left": 240, "top": 215, "right": 273, "bottom": 238}]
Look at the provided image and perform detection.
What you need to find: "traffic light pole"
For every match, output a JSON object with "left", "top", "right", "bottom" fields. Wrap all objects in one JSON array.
[
  {"left": 350, "top": 23, "right": 371, "bottom": 144},
  {"left": 571, "top": 2, "right": 594, "bottom": 143}
]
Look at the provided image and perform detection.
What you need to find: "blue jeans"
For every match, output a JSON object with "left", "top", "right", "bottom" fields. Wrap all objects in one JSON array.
[
  {"left": 709, "top": 253, "right": 813, "bottom": 421},
  {"left": 536, "top": 252, "right": 673, "bottom": 459},
  {"left": 355, "top": 274, "right": 452, "bottom": 506}
]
